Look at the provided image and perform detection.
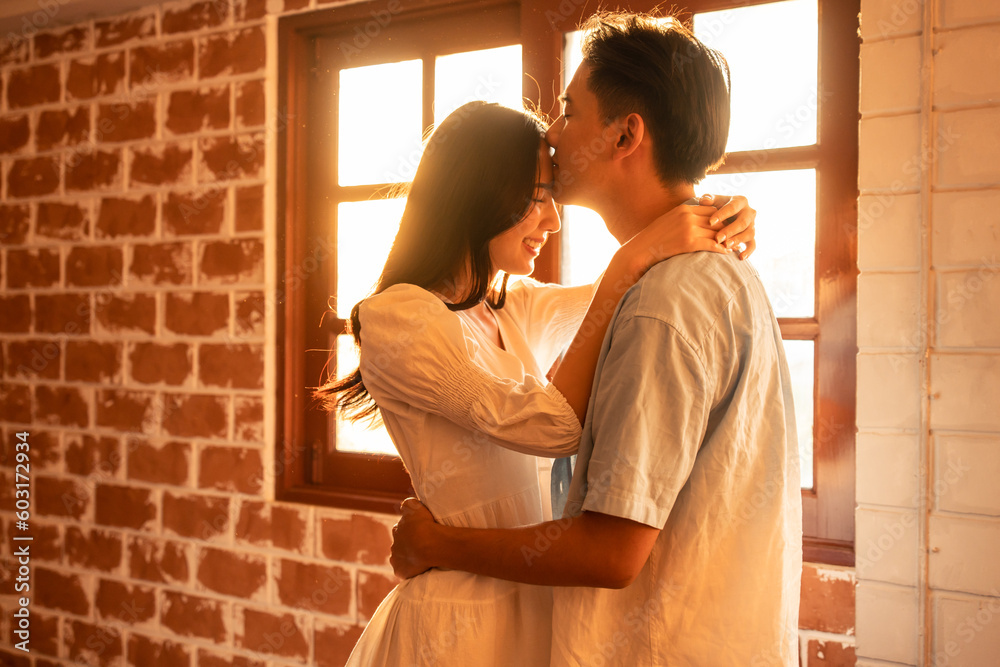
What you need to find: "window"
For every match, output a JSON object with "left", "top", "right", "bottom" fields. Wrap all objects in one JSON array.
[{"left": 277, "top": 0, "right": 858, "bottom": 563}]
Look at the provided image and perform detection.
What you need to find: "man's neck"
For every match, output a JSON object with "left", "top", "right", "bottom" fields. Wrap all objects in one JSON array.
[{"left": 597, "top": 182, "right": 697, "bottom": 245}]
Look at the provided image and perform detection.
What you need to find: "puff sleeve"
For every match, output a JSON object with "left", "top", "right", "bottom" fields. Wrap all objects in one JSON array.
[{"left": 358, "top": 284, "right": 582, "bottom": 457}]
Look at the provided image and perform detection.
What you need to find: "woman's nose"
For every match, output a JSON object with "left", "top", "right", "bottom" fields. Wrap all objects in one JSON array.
[{"left": 545, "top": 118, "right": 562, "bottom": 147}]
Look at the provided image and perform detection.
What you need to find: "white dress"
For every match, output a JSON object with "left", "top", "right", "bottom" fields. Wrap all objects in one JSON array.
[{"left": 344, "top": 278, "right": 594, "bottom": 667}]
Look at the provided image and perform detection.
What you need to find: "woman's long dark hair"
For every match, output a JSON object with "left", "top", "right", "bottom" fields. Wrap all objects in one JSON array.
[{"left": 311, "top": 102, "right": 548, "bottom": 421}]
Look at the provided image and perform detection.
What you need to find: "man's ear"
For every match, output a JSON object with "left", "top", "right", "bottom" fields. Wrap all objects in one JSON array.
[{"left": 610, "top": 112, "right": 646, "bottom": 161}]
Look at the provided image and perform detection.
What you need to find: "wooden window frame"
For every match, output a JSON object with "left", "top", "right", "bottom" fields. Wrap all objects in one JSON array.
[{"left": 276, "top": 0, "right": 858, "bottom": 564}]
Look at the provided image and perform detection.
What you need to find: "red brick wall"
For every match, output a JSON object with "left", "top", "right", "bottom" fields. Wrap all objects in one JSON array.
[{"left": 0, "top": 1, "right": 853, "bottom": 666}]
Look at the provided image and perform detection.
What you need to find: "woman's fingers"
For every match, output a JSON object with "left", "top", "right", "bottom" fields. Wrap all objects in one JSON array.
[{"left": 707, "top": 194, "right": 747, "bottom": 225}]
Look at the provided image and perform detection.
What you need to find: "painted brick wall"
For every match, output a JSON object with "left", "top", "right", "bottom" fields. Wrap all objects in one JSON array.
[
  {"left": 855, "top": 0, "right": 1000, "bottom": 664},
  {"left": 0, "top": 1, "right": 854, "bottom": 665}
]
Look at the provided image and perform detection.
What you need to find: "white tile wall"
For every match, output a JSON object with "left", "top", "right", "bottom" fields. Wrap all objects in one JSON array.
[
  {"left": 933, "top": 593, "right": 1000, "bottom": 666},
  {"left": 858, "top": 114, "right": 923, "bottom": 192},
  {"left": 856, "top": 353, "right": 923, "bottom": 429},
  {"left": 858, "top": 272, "right": 923, "bottom": 349},
  {"left": 928, "top": 514, "right": 1000, "bottom": 596},
  {"left": 860, "top": 0, "right": 923, "bottom": 41},
  {"left": 856, "top": 508, "right": 920, "bottom": 585},
  {"left": 856, "top": 581, "right": 920, "bottom": 664},
  {"left": 860, "top": 37, "right": 922, "bottom": 113},
  {"left": 934, "top": 435, "right": 1000, "bottom": 516},
  {"left": 931, "top": 190, "right": 1000, "bottom": 267},
  {"left": 936, "top": 107, "right": 1000, "bottom": 187},
  {"left": 858, "top": 193, "right": 922, "bottom": 270},
  {"left": 856, "top": 433, "right": 921, "bottom": 508},
  {"left": 936, "top": 269, "right": 1000, "bottom": 348},
  {"left": 929, "top": 354, "right": 1000, "bottom": 432},
  {"left": 933, "top": 23, "right": 1000, "bottom": 107}
]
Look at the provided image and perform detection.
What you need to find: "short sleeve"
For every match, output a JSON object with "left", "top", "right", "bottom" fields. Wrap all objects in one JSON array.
[
  {"left": 503, "top": 277, "right": 598, "bottom": 373},
  {"left": 358, "top": 284, "right": 582, "bottom": 457},
  {"left": 580, "top": 313, "right": 712, "bottom": 528}
]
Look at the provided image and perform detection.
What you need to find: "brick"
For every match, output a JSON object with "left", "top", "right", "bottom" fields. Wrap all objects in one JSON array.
[
  {"left": 161, "top": 591, "right": 228, "bottom": 642},
  {"left": 284, "top": 0, "right": 310, "bottom": 10},
  {"left": 6, "top": 339, "right": 61, "bottom": 379},
  {"left": 12, "top": 428, "right": 60, "bottom": 471},
  {"left": 234, "top": 395, "right": 264, "bottom": 441},
  {"left": 96, "top": 579, "right": 156, "bottom": 625},
  {"left": 856, "top": 507, "right": 919, "bottom": 586},
  {"left": 7, "top": 156, "right": 60, "bottom": 197},
  {"left": 239, "top": 609, "right": 308, "bottom": 660},
  {"left": 234, "top": 185, "right": 263, "bottom": 233},
  {"left": 935, "top": 24, "right": 1000, "bottom": 107},
  {"left": 197, "top": 649, "right": 265, "bottom": 667},
  {"left": 858, "top": 272, "right": 921, "bottom": 348},
  {"left": 66, "top": 52, "right": 126, "bottom": 100},
  {"left": 28, "top": 613, "right": 60, "bottom": 657},
  {"left": 35, "top": 293, "right": 90, "bottom": 335},
  {"left": 856, "top": 353, "right": 920, "bottom": 430},
  {"left": 856, "top": 433, "right": 919, "bottom": 509},
  {"left": 130, "top": 143, "right": 193, "bottom": 186},
  {"left": 198, "top": 133, "right": 265, "bottom": 181},
  {"left": 97, "top": 100, "right": 157, "bottom": 143},
  {"left": 200, "top": 27, "right": 266, "bottom": 78},
  {"left": 65, "top": 433, "right": 121, "bottom": 476},
  {"left": 357, "top": 570, "right": 395, "bottom": 620},
  {"left": 66, "top": 246, "right": 124, "bottom": 287},
  {"left": 0, "top": 114, "right": 29, "bottom": 153},
  {"left": 930, "top": 353, "right": 1000, "bottom": 431},
  {"left": 164, "top": 190, "right": 225, "bottom": 235},
  {"left": 128, "top": 342, "right": 191, "bottom": 386},
  {"left": 35, "top": 384, "right": 89, "bottom": 428},
  {"left": 7, "top": 249, "right": 60, "bottom": 289},
  {"left": 197, "top": 547, "right": 266, "bottom": 598},
  {"left": 236, "top": 79, "right": 264, "bottom": 128},
  {"left": 860, "top": 37, "right": 920, "bottom": 114},
  {"left": 932, "top": 190, "right": 1000, "bottom": 266},
  {"left": 855, "top": 581, "right": 918, "bottom": 664},
  {"left": 165, "top": 291, "right": 230, "bottom": 336},
  {"left": 164, "top": 1, "right": 229, "bottom": 34},
  {"left": 131, "top": 41, "right": 195, "bottom": 88},
  {"left": 937, "top": 107, "right": 1000, "bottom": 187},
  {"left": 937, "top": 269, "right": 1000, "bottom": 347},
  {"left": 0, "top": 650, "right": 30, "bottom": 667},
  {"left": 96, "top": 11, "right": 157, "bottom": 47},
  {"left": 276, "top": 559, "right": 351, "bottom": 615},
  {"left": 321, "top": 513, "right": 392, "bottom": 565},
  {"left": 858, "top": 114, "right": 921, "bottom": 193},
  {"left": 799, "top": 564, "right": 855, "bottom": 635},
  {"left": 929, "top": 515, "right": 1000, "bottom": 595},
  {"left": 65, "top": 527, "right": 123, "bottom": 572},
  {"left": 236, "top": 501, "right": 308, "bottom": 552},
  {"left": 199, "top": 343, "right": 263, "bottom": 389},
  {"left": 934, "top": 593, "right": 1000, "bottom": 665},
  {"left": 935, "top": 436, "right": 999, "bottom": 516},
  {"left": 314, "top": 623, "right": 364, "bottom": 667},
  {"left": 96, "top": 195, "right": 155, "bottom": 238},
  {"left": 163, "top": 393, "right": 229, "bottom": 438},
  {"left": 34, "top": 26, "right": 89, "bottom": 60},
  {"left": 127, "top": 438, "right": 190, "bottom": 486},
  {"left": 127, "top": 634, "right": 191, "bottom": 667},
  {"left": 859, "top": 0, "right": 922, "bottom": 41},
  {"left": 36, "top": 107, "right": 90, "bottom": 151},
  {"left": 95, "top": 293, "right": 155, "bottom": 335},
  {"left": 199, "top": 239, "right": 264, "bottom": 284},
  {"left": 129, "top": 537, "right": 190, "bottom": 584},
  {"left": 199, "top": 445, "right": 263, "bottom": 494},
  {"left": 96, "top": 388, "right": 155, "bottom": 432},
  {"left": 36, "top": 567, "right": 91, "bottom": 615},
  {"left": 96, "top": 483, "right": 157, "bottom": 529},
  {"left": 34, "top": 475, "right": 89, "bottom": 520},
  {"left": 66, "top": 619, "right": 123, "bottom": 665},
  {"left": 0, "top": 384, "right": 31, "bottom": 423},
  {"left": 162, "top": 491, "right": 231, "bottom": 540},
  {"left": 0, "top": 34, "right": 28, "bottom": 66},
  {"left": 166, "top": 85, "right": 231, "bottom": 135},
  {"left": 7, "top": 64, "right": 60, "bottom": 108},
  {"left": 9, "top": 519, "right": 61, "bottom": 563},
  {"left": 807, "top": 639, "right": 856, "bottom": 666},
  {"left": 942, "top": 0, "right": 1000, "bottom": 27},
  {"left": 38, "top": 201, "right": 90, "bottom": 241},
  {"left": 0, "top": 204, "right": 30, "bottom": 245},
  {"left": 66, "top": 148, "right": 122, "bottom": 191},
  {"left": 236, "top": 0, "right": 268, "bottom": 21}
]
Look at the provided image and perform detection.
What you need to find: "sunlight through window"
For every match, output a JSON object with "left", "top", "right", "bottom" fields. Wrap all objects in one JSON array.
[
  {"left": 336, "top": 198, "right": 407, "bottom": 318},
  {"left": 782, "top": 340, "right": 815, "bottom": 488},
  {"left": 335, "top": 335, "right": 398, "bottom": 456},
  {"left": 435, "top": 45, "right": 523, "bottom": 124}
]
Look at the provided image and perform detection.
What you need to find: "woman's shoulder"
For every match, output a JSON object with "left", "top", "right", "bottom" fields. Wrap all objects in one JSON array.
[{"left": 360, "top": 284, "right": 448, "bottom": 320}]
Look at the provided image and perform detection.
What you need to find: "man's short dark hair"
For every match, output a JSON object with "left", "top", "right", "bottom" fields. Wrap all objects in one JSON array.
[{"left": 581, "top": 12, "right": 731, "bottom": 184}]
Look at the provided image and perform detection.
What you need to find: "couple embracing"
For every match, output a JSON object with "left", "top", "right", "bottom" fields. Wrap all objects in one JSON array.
[{"left": 316, "top": 10, "right": 801, "bottom": 666}]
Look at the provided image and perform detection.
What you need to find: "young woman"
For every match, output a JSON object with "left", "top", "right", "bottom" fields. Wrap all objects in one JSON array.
[{"left": 313, "top": 101, "right": 755, "bottom": 665}]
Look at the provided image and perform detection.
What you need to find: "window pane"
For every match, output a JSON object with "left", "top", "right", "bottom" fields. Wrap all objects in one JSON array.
[
  {"left": 339, "top": 59, "right": 423, "bottom": 186},
  {"left": 694, "top": 0, "right": 818, "bottom": 152},
  {"left": 699, "top": 169, "right": 816, "bottom": 318},
  {"left": 334, "top": 334, "right": 398, "bottom": 456},
  {"left": 563, "top": 30, "right": 584, "bottom": 85},
  {"left": 782, "top": 339, "right": 814, "bottom": 488},
  {"left": 434, "top": 45, "right": 523, "bottom": 124},
  {"left": 336, "top": 198, "right": 406, "bottom": 318},
  {"left": 560, "top": 205, "right": 617, "bottom": 286}
]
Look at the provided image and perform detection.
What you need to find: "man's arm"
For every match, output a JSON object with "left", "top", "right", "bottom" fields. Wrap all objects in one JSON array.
[{"left": 390, "top": 499, "right": 659, "bottom": 589}]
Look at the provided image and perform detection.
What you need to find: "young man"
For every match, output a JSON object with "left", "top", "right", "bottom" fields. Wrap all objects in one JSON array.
[{"left": 391, "top": 13, "right": 801, "bottom": 665}]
